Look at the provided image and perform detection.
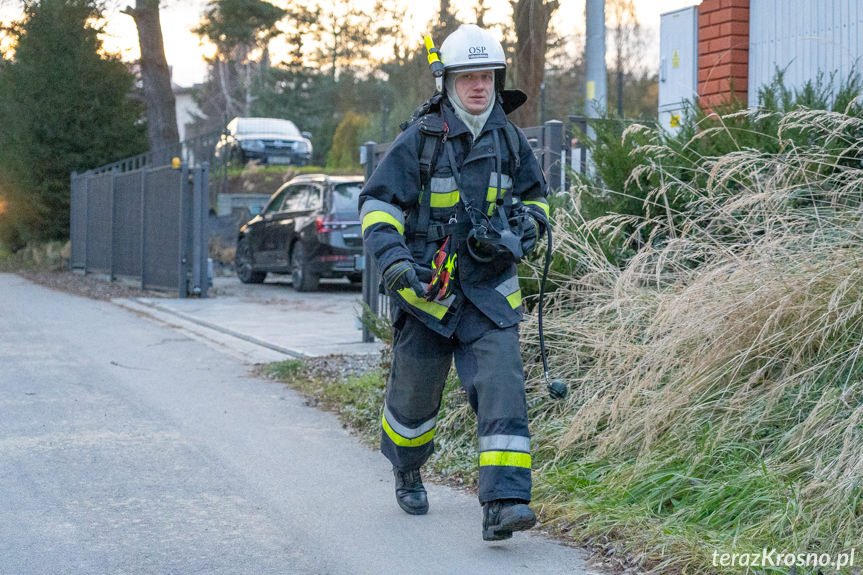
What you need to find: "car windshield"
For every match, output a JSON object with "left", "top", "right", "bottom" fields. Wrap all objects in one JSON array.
[
  {"left": 235, "top": 118, "right": 301, "bottom": 138},
  {"left": 332, "top": 183, "right": 363, "bottom": 215}
]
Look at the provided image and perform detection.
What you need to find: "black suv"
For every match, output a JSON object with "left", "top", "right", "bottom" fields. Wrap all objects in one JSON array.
[{"left": 235, "top": 175, "right": 364, "bottom": 291}]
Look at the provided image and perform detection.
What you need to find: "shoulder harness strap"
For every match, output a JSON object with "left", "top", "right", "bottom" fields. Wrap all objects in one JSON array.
[
  {"left": 417, "top": 113, "right": 447, "bottom": 190},
  {"left": 411, "top": 112, "right": 448, "bottom": 260},
  {"left": 501, "top": 121, "right": 521, "bottom": 170}
]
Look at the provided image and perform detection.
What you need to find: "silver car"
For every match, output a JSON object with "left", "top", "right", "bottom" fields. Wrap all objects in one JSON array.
[{"left": 216, "top": 117, "right": 313, "bottom": 167}]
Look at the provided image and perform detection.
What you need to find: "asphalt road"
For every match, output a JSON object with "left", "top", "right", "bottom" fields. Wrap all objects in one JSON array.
[{"left": 0, "top": 273, "right": 590, "bottom": 575}]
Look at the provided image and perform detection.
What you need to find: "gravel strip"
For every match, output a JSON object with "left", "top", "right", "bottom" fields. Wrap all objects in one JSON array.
[
  {"left": 300, "top": 353, "right": 382, "bottom": 379},
  {"left": 16, "top": 270, "right": 169, "bottom": 301}
]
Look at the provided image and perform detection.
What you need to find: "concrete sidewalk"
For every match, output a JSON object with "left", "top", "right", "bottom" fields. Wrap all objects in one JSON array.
[{"left": 114, "top": 275, "right": 384, "bottom": 363}]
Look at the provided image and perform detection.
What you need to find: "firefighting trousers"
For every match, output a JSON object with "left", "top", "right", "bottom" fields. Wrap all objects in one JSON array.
[{"left": 381, "top": 302, "right": 531, "bottom": 504}]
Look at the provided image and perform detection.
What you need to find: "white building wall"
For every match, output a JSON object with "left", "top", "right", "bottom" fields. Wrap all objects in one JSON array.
[
  {"left": 748, "top": 0, "right": 863, "bottom": 105},
  {"left": 174, "top": 89, "right": 201, "bottom": 142}
]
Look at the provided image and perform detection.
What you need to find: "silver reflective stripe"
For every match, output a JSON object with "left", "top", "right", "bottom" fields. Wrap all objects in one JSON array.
[
  {"left": 479, "top": 434, "right": 530, "bottom": 453},
  {"left": 360, "top": 199, "right": 405, "bottom": 225},
  {"left": 495, "top": 275, "right": 520, "bottom": 297},
  {"left": 383, "top": 404, "right": 436, "bottom": 439},
  {"left": 430, "top": 176, "right": 457, "bottom": 194},
  {"left": 487, "top": 173, "right": 513, "bottom": 189}
]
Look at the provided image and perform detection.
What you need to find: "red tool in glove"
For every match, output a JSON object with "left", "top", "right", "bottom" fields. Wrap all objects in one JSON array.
[{"left": 424, "top": 236, "right": 457, "bottom": 301}]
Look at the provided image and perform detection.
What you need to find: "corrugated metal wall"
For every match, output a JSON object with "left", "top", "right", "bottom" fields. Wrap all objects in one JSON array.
[{"left": 749, "top": 0, "right": 862, "bottom": 105}]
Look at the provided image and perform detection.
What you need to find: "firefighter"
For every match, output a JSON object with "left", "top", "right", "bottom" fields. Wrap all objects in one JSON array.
[{"left": 359, "top": 23, "right": 549, "bottom": 541}]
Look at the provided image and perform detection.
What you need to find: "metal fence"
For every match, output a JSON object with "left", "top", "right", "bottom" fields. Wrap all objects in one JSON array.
[
  {"left": 70, "top": 163, "right": 210, "bottom": 298},
  {"left": 83, "top": 131, "right": 227, "bottom": 205},
  {"left": 358, "top": 117, "right": 584, "bottom": 342}
]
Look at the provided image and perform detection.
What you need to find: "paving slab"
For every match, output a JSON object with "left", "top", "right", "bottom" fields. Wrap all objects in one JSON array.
[{"left": 114, "top": 275, "right": 385, "bottom": 361}]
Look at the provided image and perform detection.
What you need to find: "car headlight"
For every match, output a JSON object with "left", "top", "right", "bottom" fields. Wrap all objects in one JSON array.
[
  {"left": 295, "top": 140, "right": 312, "bottom": 154},
  {"left": 241, "top": 139, "right": 265, "bottom": 152}
]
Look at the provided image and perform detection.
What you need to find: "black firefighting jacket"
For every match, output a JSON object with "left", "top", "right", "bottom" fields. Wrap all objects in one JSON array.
[{"left": 359, "top": 97, "right": 549, "bottom": 337}]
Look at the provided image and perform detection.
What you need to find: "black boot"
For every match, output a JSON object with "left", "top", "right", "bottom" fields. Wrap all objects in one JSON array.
[
  {"left": 482, "top": 499, "right": 536, "bottom": 541},
  {"left": 393, "top": 467, "right": 428, "bottom": 515}
]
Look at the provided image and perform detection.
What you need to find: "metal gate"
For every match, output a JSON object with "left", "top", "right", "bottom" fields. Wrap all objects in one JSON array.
[{"left": 70, "top": 163, "right": 209, "bottom": 298}]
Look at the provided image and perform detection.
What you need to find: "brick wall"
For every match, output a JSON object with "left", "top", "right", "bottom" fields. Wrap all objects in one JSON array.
[{"left": 698, "top": 0, "right": 750, "bottom": 110}]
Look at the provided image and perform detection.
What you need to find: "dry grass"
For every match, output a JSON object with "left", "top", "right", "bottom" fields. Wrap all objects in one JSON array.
[
  {"left": 516, "top": 105, "right": 863, "bottom": 572},
  {"left": 0, "top": 240, "right": 68, "bottom": 271},
  {"left": 208, "top": 236, "right": 236, "bottom": 266}
]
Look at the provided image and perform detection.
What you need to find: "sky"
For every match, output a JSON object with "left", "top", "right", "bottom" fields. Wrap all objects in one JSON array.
[{"left": 3, "top": 0, "right": 701, "bottom": 88}]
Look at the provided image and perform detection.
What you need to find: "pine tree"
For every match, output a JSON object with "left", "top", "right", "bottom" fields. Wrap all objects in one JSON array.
[{"left": 0, "top": 0, "right": 147, "bottom": 245}]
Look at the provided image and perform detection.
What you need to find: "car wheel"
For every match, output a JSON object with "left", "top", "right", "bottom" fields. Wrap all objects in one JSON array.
[
  {"left": 235, "top": 238, "right": 266, "bottom": 284},
  {"left": 291, "top": 242, "right": 319, "bottom": 292}
]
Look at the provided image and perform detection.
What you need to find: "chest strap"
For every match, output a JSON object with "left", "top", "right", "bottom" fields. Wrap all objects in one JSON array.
[{"left": 426, "top": 221, "right": 472, "bottom": 243}]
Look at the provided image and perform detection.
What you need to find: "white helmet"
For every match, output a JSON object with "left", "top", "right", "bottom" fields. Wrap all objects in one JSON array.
[{"left": 439, "top": 24, "right": 506, "bottom": 92}]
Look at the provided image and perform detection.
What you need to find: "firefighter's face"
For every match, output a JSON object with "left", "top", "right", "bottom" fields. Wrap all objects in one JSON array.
[{"left": 454, "top": 70, "right": 494, "bottom": 114}]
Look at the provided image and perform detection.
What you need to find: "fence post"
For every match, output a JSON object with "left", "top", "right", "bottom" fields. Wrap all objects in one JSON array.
[
  {"left": 80, "top": 173, "right": 88, "bottom": 272},
  {"left": 201, "top": 162, "right": 210, "bottom": 297},
  {"left": 190, "top": 165, "right": 204, "bottom": 297},
  {"left": 361, "top": 141, "right": 378, "bottom": 343},
  {"left": 178, "top": 163, "right": 189, "bottom": 298},
  {"left": 83, "top": 174, "right": 91, "bottom": 273},
  {"left": 109, "top": 169, "right": 117, "bottom": 281},
  {"left": 190, "top": 163, "right": 209, "bottom": 297},
  {"left": 70, "top": 172, "right": 81, "bottom": 271},
  {"left": 140, "top": 168, "right": 148, "bottom": 290},
  {"left": 543, "top": 120, "right": 564, "bottom": 192},
  {"left": 569, "top": 116, "right": 588, "bottom": 176}
]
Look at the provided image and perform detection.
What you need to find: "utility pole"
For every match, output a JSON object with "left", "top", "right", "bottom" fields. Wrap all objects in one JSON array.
[
  {"left": 585, "top": 0, "right": 607, "bottom": 118},
  {"left": 584, "top": 0, "right": 607, "bottom": 175}
]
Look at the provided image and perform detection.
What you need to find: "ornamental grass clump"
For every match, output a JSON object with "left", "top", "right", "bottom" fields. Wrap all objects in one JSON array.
[{"left": 518, "top": 104, "right": 863, "bottom": 572}]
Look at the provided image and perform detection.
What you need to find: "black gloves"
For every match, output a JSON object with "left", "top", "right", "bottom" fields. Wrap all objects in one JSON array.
[
  {"left": 511, "top": 205, "right": 546, "bottom": 258},
  {"left": 519, "top": 216, "right": 539, "bottom": 256},
  {"left": 383, "top": 260, "right": 425, "bottom": 298}
]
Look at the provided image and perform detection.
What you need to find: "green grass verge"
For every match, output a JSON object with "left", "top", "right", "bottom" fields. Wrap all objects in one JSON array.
[{"left": 265, "top": 346, "right": 862, "bottom": 574}]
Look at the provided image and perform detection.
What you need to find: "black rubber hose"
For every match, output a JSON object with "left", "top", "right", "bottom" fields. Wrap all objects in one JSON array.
[{"left": 538, "top": 222, "right": 567, "bottom": 400}]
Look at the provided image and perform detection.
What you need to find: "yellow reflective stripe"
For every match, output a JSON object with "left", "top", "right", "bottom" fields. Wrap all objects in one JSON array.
[
  {"left": 479, "top": 451, "right": 532, "bottom": 468},
  {"left": 486, "top": 188, "right": 498, "bottom": 216},
  {"left": 523, "top": 200, "right": 550, "bottom": 218},
  {"left": 506, "top": 289, "right": 522, "bottom": 309},
  {"left": 430, "top": 190, "right": 460, "bottom": 208},
  {"left": 382, "top": 412, "right": 435, "bottom": 447},
  {"left": 397, "top": 287, "right": 449, "bottom": 320},
  {"left": 362, "top": 211, "right": 404, "bottom": 235},
  {"left": 486, "top": 187, "right": 512, "bottom": 215}
]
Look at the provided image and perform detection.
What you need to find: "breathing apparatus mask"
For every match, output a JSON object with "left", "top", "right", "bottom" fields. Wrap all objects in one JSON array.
[{"left": 465, "top": 204, "right": 536, "bottom": 263}]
